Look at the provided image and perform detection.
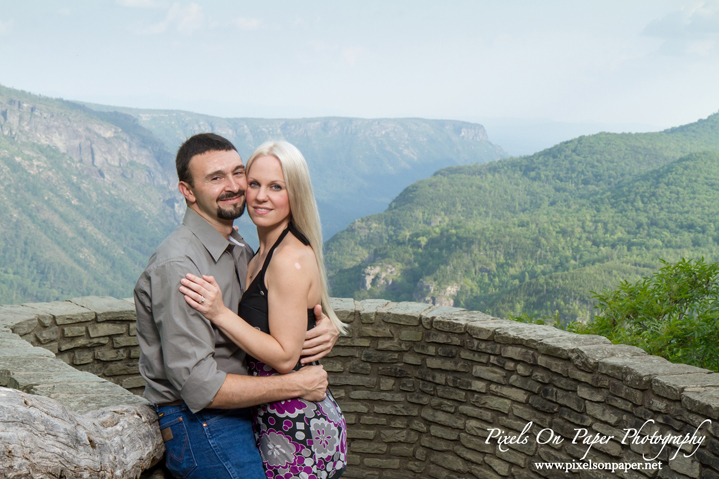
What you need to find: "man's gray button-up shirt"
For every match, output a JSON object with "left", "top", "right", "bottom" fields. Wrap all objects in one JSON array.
[{"left": 134, "top": 208, "right": 254, "bottom": 413}]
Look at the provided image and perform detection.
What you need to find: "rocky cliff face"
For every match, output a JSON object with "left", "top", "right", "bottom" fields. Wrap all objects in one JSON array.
[{"left": 0, "top": 89, "right": 174, "bottom": 189}]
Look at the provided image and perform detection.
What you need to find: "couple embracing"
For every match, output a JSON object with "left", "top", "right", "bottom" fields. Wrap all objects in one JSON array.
[{"left": 134, "top": 133, "right": 347, "bottom": 479}]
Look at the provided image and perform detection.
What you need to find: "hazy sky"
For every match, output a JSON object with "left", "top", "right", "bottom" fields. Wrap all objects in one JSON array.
[{"left": 1, "top": 0, "right": 718, "bottom": 130}]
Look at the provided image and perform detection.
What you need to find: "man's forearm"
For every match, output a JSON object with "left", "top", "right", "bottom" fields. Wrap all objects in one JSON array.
[
  {"left": 206, "top": 365, "right": 326, "bottom": 408},
  {"left": 207, "top": 374, "right": 302, "bottom": 409}
]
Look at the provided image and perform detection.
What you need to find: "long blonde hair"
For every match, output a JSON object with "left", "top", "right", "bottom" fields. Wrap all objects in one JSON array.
[{"left": 246, "top": 141, "right": 347, "bottom": 334}]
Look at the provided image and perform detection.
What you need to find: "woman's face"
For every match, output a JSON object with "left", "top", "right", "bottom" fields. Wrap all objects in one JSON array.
[{"left": 246, "top": 155, "right": 291, "bottom": 229}]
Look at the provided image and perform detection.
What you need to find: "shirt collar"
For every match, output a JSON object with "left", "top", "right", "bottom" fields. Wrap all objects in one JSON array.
[{"left": 182, "top": 208, "right": 245, "bottom": 263}]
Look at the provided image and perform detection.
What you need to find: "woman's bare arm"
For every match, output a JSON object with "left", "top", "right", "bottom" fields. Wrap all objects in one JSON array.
[{"left": 180, "top": 242, "right": 319, "bottom": 373}]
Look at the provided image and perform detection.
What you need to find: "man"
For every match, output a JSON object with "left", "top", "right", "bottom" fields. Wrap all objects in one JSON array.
[{"left": 134, "top": 133, "right": 339, "bottom": 479}]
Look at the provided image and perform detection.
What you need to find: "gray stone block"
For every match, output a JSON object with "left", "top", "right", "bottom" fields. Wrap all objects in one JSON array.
[
  {"left": 472, "top": 365, "right": 508, "bottom": 384},
  {"left": 88, "top": 323, "right": 127, "bottom": 338},
  {"left": 34, "top": 326, "right": 59, "bottom": 344},
  {"left": 329, "top": 297, "right": 355, "bottom": 323},
  {"left": 349, "top": 391, "right": 404, "bottom": 401},
  {"left": 0, "top": 304, "right": 51, "bottom": 326},
  {"left": 104, "top": 361, "right": 139, "bottom": 376},
  {"left": 73, "top": 349, "right": 94, "bottom": 365},
  {"left": 330, "top": 376, "right": 377, "bottom": 387},
  {"left": 399, "top": 330, "right": 423, "bottom": 342},
  {"left": 113, "top": 336, "right": 139, "bottom": 348},
  {"left": 70, "top": 296, "right": 136, "bottom": 322},
  {"left": 358, "top": 299, "right": 391, "bottom": 323},
  {"left": 585, "top": 401, "right": 622, "bottom": 426},
  {"left": 682, "top": 389, "right": 719, "bottom": 420},
  {"left": 489, "top": 384, "right": 530, "bottom": 403},
  {"left": 359, "top": 326, "right": 393, "bottom": 338},
  {"left": 421, "top": 407, "right": 465, "bottom": 429},
  {"left": 121, "top": 376, "right": 147, "bottom": 389},
  {"left": 426, "top": 357, "right": 470, "bottom": 372},
  {"left": 536, "top": 334, "right": 611, "bottom": 359},
  {"left": 380, "top": 301, "right": 432, "bottom": 326},
  {"left": 466, "top": 320, "right": 516, "bottom": 340},
  {"left": 598, "top": 356, "right": 709, "bottom": 389},
  {"left": 538, "top": 354, "right": 569, "bottom": 377},
  {"left": 432, "top": 310, "right": 493, "bottom": 334},
  {"left": 494, "top": 323, "right": 571, "bottom": 348},
  {"left": 95, "top": 349, "right": 128, "bottom": 362},
  {"left": 652, "top": 373, "right": 719, "bottom": 400},
  {"left": 10, "top": 318, "right": 39, "bottom": 336},
  {"left": 374, "top": 403, "right": 419, "bottom": 416},
  {"left": 63, "top": 326, "right": 86, "bottom": 337},
  {"left": 58, "top": 337, "right": 109, "bottom": 351},
  {"left": 351, "top": 441, "right": 388, "bottom": 454},
  {"left": 471, "top": 394, "right": 512, "bottom": 413},
  {"left": 569, "top": 343, "right": 647, "bottom": 372},
  {"left": 420, "top": 306, "right": 467, "bottom": 328},
  {"left": 22, "top": 301, "right": 95, "bottom": 324},
  {"left": 429, "top": 451, "right": 469, "bottom": 473},
  {"left": 502, "top": 345, "right": 538, "bottom": 364}
]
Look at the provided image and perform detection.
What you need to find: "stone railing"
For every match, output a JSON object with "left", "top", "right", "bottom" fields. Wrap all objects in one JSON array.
[
  {"left": 328, "top": 298, "right": 719, "bottom": 479},
  {"left": 0, "top": 297, "right": 161, "bottom": 478},
  {"left": 4, "top": 296, "right": 145, "bottom": 394},
  {"left": 3, "top": 296, "right": 719, "bottom": 479}
]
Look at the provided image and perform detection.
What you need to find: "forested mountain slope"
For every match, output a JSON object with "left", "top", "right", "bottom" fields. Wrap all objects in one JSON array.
[
  {"left": 326, "top": 113, "right": 719, "bottom": 321},
  {"left": 0, "top": 86, "right": 180, "bottom": 303}
]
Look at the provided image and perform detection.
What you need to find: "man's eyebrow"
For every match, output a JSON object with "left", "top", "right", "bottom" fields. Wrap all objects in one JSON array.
[
  {"left": 204, "top": 169, "right": 225, "bottom": 179},
  {"left": 234, "top": 165, "right": 245, "bottom": 172}
]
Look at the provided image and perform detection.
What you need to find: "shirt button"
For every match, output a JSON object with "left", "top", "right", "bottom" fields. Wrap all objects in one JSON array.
[{"left": 203, "top": 423, "right": 207, "bottom": 427}]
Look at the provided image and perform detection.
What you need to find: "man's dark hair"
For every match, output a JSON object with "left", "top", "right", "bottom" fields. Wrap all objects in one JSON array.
[{"left": 176, "top": 133, "right": 237, "bottom": 187}]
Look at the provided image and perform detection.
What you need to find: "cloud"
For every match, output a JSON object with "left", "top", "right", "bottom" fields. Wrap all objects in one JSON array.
[
  {"left": 0, "top": 19, "right": 13, "bottom": 35},
  {"left": 232, "top": 17, "right": 261, "bottom": 31},
  {"left": 643, "top": 2, "right": 719, "bottom": 56},
  {"left": 133, "top": 2, "right": 204, "bottom": 35}
]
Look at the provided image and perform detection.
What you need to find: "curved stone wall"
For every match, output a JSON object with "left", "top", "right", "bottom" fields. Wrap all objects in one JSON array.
[
  {"left": 3, "top": 296, "right": 719, "bottom": 479},
  {"left": 328, "top": 298, "right": 719, "bottom": 479}
]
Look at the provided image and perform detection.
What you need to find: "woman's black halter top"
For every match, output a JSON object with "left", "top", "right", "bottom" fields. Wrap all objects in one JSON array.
[{"left": 238, "top": 223, "right": 315, "bottom": 369}]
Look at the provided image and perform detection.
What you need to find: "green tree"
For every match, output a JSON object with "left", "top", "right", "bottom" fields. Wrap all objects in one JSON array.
[{"left": 574, "top": 258, "right": 719, "bottom": 371}]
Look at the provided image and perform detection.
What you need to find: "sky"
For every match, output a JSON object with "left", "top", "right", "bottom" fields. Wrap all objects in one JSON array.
[{"left": 1, "top": 0, "right": 719, "bottom": 153}]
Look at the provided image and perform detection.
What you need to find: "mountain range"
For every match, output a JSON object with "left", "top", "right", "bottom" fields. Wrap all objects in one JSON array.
[
  {"left": 0, "top": 85, "right": 505, "bottom": 303},
  {"left": 326, "top": 112, "right": 719, "bottom": 321},
  {"left": 83, "top": 103, "right": 507, "bottom": 243}
]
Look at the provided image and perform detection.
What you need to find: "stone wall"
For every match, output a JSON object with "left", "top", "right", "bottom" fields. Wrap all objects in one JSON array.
[
  {"left": 4, "top": 296, "right": 719, "bottom": 479},
  {"left": 0, "top": 296, "right": 145, "bottom": 394},
  {"left": 327, "top": 298, "right": 719, "bottom": 479}
]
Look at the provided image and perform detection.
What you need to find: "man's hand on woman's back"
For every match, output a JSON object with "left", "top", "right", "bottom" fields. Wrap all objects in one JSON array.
[{"left": 300, "top": 304, "right": 340, "bottom": 363}]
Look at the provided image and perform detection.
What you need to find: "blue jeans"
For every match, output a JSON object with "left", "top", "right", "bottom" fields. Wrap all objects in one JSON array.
[{"left": 156, "top": 403, "right": 265, "bottom": 479}]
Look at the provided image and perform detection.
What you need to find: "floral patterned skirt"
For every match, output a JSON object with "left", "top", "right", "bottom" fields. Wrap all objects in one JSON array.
[{"left": 249, "top": 359, "right": 347, "bottom": 479}]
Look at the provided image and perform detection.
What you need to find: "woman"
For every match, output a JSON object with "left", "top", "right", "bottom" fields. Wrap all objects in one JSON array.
[{"left": 180, "top": 140, "right": 347, "bottom": 479}]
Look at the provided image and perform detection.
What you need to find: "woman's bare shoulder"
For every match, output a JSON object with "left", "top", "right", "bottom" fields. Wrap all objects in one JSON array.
[{"left": 270, "top": 234, "right": 318, "bottom": 275}]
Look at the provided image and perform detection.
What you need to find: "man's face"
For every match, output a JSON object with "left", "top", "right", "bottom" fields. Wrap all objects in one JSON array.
[{"left": 184, "top": 149, "right": 247, "bottom": 223}]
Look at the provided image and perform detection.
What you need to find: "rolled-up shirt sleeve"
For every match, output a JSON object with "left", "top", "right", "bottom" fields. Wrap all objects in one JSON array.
[{"left": 149, "top": 258, "right": 227, "bottom": 413}]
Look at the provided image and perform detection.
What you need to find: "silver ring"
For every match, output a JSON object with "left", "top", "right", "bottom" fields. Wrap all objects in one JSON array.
[{"left": 199, "top": 295, "right": 205, "bottom": 304}]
